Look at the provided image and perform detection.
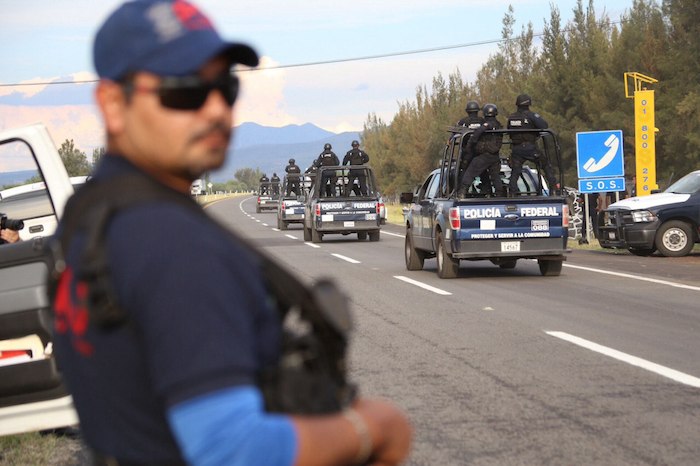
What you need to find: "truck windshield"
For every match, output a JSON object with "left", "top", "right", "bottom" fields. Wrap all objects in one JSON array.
[{"left": 665, "top": 172, "right": 700, "bottom": 194}]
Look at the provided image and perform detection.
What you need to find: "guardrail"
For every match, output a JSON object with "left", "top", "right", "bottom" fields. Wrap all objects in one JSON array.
[{"left": 193, "top": 192, "right": 251, "bottom": 205}]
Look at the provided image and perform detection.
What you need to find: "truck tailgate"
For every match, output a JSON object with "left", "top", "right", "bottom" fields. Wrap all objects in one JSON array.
[{"left": 449, "top": 197, "right": 568, "bottom": 258}]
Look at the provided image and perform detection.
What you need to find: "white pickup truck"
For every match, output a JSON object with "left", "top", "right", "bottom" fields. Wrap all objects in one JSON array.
[{"left": 0, "top": 124, "right": 79, "bottom": 436}]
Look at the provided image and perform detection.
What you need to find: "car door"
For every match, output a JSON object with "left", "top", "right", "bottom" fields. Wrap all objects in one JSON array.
[
  {"left": 0, "top": 127, "right": 78, "bottom": 436},
  {"left": 413, "top": 172, "right": 440, "bottom": 250}
]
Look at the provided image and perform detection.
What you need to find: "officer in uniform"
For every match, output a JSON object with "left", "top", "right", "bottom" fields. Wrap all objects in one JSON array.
[
  {"left": 271, "top": 172, "right": 281, "bottom": 196},
  {"left": 284, "top": 158, "right": 301, "bottom": 196},
  {"left": 457, "top": 100, "right": 482, "bottom": 128},
  {"left": 342, "top": 140, "right": 370, "bottom": 196},
  {"left": 456, "top": 100, "right": 491, "bottom": 195},
  {"left": 506, "top": 94, "right": 558, "bottom": 195},
  {"left": 314, "top": 143, "right": 339, "bottom": 196},
  {"left": 455, "top": 103, "right": 505, "bottom": 198},
  {"left": 303, "top": 163, "right": 318, "bottom": 195},
  {"left": 259, "top": 173, "right": 269, "bottom": 194}
]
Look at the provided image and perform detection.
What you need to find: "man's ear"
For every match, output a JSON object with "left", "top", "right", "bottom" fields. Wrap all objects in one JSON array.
[{"left": 95, "top": 80, "right": 127, "bottom": 135}]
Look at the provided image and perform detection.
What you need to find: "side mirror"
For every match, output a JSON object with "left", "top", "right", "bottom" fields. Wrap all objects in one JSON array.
[{"left": 400, "top": 192, "right": 414, "bottom": 204}]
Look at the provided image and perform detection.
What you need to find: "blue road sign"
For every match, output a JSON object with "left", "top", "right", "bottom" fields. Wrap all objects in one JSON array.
[
  {"left": 576, "top": 130, "right": 625, "bottom": 179},
  {"left": 578, "top": 177, "right": 626, "bottom": 193}
]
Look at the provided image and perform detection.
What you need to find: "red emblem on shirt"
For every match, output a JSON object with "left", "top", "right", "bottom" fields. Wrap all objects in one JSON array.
[{"left": 54, "top": 267, "right": 94, "bottom": 356}]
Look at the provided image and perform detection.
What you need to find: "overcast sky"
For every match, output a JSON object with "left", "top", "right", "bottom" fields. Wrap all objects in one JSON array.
[{"left": 0, "top": 0, "right": 633, "bottom": 153}]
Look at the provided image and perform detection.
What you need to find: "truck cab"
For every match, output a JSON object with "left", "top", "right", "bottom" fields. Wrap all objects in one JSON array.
[{"left": 597, "top": 169, "right": 700, "bottom": 257}]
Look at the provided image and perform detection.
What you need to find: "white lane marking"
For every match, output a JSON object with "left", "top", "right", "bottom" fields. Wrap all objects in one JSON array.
[
  {"left": 305, "top": 242, "right": 321, "bottom": 249},
  {"left": 393, "top": 275, "right": 452, "bottom": 296},
  {"left": 261, "top": 223, "right": 269, "bottom": 227},
  {"left": 271, "top": 228, "right": 280, "bottom": 232},
  {"left": 332, "top": 253, "right": 361, "bottom": 264},
  {"left": 255, "top": 219, "right": 261, "bottom": 223},
  {"left": 546, "top": 331, "right": 700, "bottom": 388},
  {"left": 563, "top": 263, "right": 700, "bottom": 292},
  {"left": 285, "top": 234, "right": 298, "bottom": 240},
  {"left": 382, "top": 231, "right": 405, "bottom": 238}
]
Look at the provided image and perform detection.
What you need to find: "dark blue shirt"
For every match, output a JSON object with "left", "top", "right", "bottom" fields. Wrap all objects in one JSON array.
[{"left": 53, "top": 155, "right": 281, "bottom": 462}]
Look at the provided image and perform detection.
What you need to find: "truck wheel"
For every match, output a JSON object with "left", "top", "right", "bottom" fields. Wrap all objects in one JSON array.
[
  {"left": 628, "top": 247, "right": 656, "bottom": 256},
  {"left": 538, "top": 259, "right": 563, "bottom": 276},
  {"left": 405, "top": 231, "right": 425, "bottom": 271},
  {"left": 311, "top": 227, "right": 322, "bottom": 243},
  {"left": 436, "top": 231, "right": 459, "bottom": 278},
  {"left": 654, "top": 220, "right": 693, "bottom": 257},
  {"left": 369, "top": 230, "right": 380, "bottom": 242},
  {"left": 357, "top": 231, "right": 368, "bottom": 241},
  {"left": 303, "top": 226, "right": 312, "bottom": 242}
]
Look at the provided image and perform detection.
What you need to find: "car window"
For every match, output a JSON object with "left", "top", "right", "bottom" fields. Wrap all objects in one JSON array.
[
  {"left": 425, "top": 173, "right": 440, "bottom": 199},
  {"left": 0, "top": 140, "right": 57, "bottom": 242}
]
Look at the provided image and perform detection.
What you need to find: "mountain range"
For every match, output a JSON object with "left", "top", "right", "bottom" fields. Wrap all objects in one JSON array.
[{"left": 211, "top": 122, "right": 361, "bottom": 182}]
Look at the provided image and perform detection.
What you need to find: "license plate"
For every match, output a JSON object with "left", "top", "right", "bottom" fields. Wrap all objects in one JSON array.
[
  {"left": 501, "top": 241, "right": 520, "bottom": 252},
  {"left": 344, "top": 221, "right": 355, "bottom": 227},
  {"left": 607, "top": 232, "right": 616, "bottom": 240}
]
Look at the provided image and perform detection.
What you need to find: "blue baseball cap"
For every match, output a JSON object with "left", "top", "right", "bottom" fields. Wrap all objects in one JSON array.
[{"left": 94, "top": 0, "right": 259, "bottom": 80}]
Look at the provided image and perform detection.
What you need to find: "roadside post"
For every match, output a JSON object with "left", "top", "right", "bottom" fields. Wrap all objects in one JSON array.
[
  {"left": 624, "top": 72, "right": 659, "bottom": 197},
  {"left": 576, "top": 130, "right": 626, "bottom": 243}
]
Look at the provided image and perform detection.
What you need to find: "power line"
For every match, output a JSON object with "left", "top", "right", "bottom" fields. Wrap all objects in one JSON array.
[{"left": 0, "top": 19, "right": 623, "bottom": 87}]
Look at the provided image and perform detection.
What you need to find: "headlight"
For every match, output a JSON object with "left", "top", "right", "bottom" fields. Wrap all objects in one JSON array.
[{"left": 631, "top": 210, "right": 657, "bottom": 222}]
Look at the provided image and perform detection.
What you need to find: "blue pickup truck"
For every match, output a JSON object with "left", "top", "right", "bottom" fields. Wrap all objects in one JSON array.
[
  {"left": 303, "top": 165, "right": 381, "bottom": 243},
  {"left": 597, "top": 169, "right": 700, "bottom": 257},
  {"left": 401, "top": 127, "right": 570, "bottom": 278}
]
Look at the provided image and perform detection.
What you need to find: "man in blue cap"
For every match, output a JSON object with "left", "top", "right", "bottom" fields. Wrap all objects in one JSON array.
[{"left": 52, "top": 1, "right": 411, "bottom": 465}]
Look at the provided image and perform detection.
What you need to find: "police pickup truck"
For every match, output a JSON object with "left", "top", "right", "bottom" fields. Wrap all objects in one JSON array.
[
  {"left": 303, "top": 165, "right": 381, "bottom": 243},
  {"left": 277, "top": 195, "right": 305, "bottom": 230},
  {"left": 256, "top": 180, "right": 280, "bottom": 213},
  {"left": 597, "top": 169, "right": 700, "bottom": 257},
  {"left": 401, "top": 127, "right": 570, "bottom": 278},
  {"left": 0, "top": 124, "right": 79, "bottom": 436}
]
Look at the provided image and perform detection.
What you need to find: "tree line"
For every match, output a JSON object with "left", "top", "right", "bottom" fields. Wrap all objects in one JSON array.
[{"left": 361, "top": 0, "right": 699, "bottom": 196}]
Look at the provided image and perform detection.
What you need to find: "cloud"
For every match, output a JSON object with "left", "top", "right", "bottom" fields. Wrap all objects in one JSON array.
[
  {"left": 0, "top": 72, "right": 96, "bottom": 106},
  {"left": 0, "top": 104, "right": 104, "bottom": 154},
  {"left": 235, "top": 56, "right": 298, "bottom": 127}
]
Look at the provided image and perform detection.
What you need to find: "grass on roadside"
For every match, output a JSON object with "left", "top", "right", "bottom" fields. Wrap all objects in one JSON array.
[{"left": 0, "top": 432, "right": 79, "bottom": 465}]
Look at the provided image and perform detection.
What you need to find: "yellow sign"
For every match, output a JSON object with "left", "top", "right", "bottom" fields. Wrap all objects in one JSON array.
[{"left": 634, "top": 90, "right": 657, "bottom": 196}]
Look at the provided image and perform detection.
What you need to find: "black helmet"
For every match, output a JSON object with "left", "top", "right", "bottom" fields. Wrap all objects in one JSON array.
[
  {"left": 351, "top": 140, "right": 359, "bottom": 147},
  {"left": 324, "top": 143, "right": 332, "bottom": 150},
  {"left": 482, "top": 103, "right": 498, "bottom": 117},
  {"left": 515, "top": 94, "right": 532, "bottom": 107},
  {"left": 289, "top": 158, "right": 295, "bottom": 164},
  {"left": 465, "top": 100, "right": 480, "bottom": 113}
]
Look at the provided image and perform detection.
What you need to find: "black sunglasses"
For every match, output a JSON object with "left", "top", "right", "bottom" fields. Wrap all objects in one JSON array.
[{"left": 123, "top": 74, "right": 239, "bottom": 110}]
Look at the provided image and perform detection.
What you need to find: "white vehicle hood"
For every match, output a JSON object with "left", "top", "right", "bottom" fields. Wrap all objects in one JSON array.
[{"left": 608, "top": 192, "right": 690, "bottom": 210}]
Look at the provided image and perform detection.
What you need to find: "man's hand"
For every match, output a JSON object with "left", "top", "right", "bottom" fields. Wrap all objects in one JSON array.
[{"left": 0, "top": 228, "right": 21, "bottom": 244}]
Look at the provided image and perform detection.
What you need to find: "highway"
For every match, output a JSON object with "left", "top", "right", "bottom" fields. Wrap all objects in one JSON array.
[{"left": 207, "top": 195, "right": 700, "bottom": 466}]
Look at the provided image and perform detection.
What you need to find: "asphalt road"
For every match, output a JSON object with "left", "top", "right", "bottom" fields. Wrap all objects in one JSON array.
[{"left": 207, "top": 196, "right": 700, "bottom": 466}]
